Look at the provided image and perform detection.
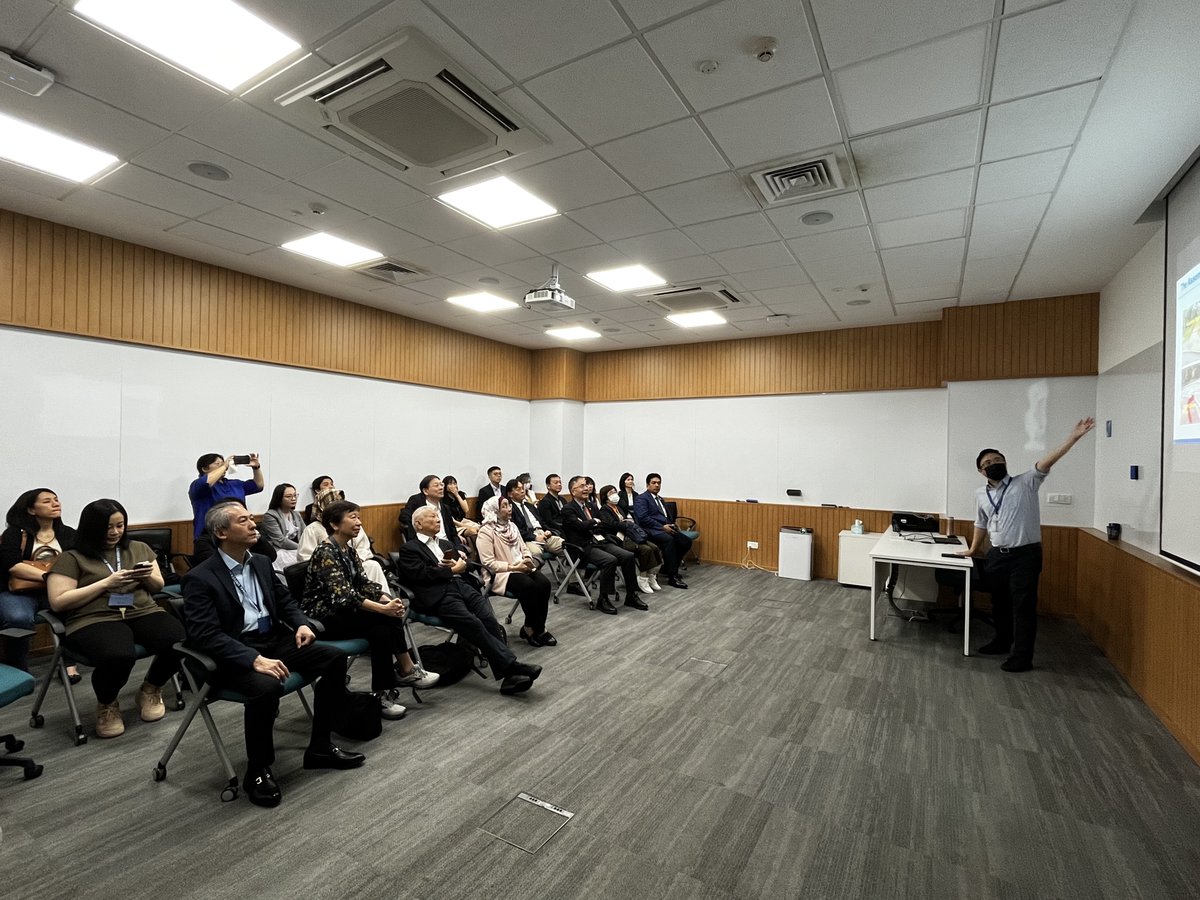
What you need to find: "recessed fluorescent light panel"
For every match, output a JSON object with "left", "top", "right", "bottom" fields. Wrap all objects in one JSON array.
[
  {"left": 437, "top": 176, "right": 557, "bottom": 228},
  {"left": 446, "top": 292, "right": 518, "bottom": 313},
  {"left": 586, "top": 264, "right": 667, "bottom": 292},
  {"left": 667, "top": 310, "right": 727, "bottom": 327},
  {"left": 74, "top": 0, "right": 301, "bottom": 91},
  {"left": 547, "top": 326, "right": 601, "bottom": 341},
  {"left": 281, "top": 232, "right": 383, "bottom": 267},
  {"left": 0, "top": 112, "right": 119, "bottom": 182}
]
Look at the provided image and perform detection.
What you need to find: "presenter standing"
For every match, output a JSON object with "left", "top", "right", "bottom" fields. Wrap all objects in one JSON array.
[{"left": 957, "top": 417, "right": 1095, "bottom": 672}]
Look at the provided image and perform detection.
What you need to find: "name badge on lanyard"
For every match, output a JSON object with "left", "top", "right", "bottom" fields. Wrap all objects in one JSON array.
[
  {"left": 986, "top": 479, "right": 1010, "bottom": 533},
  {"left": 104, "top": 548, "right": 135, "bottom": 608}
]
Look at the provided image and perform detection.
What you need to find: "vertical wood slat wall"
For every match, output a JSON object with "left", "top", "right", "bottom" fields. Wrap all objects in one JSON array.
[
  {"left": 0, "top": 211, "right": 531, "bottom": 399},
  {"left": 530, "top": 348, "right": 586, "bottom": 400}
]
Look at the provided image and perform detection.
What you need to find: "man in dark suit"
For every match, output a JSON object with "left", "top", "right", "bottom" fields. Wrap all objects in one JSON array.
[
  {"left": 477, "top": 465, "right": 504, "bottom": 506},
  {"left": 560, "top": 475, "right": 645, "bottom": 615},
  {"left": 396, "top": 506, "right": 542, "bottom": 695},
  {"left": 633, "top": 472, "right": 692, "bottom": 589},
  {"left": 536, "top": 473, "right": 567, "bottom": 536},
  {"left": 505, "top": 478, "right": 564, "bottom": 558},
  {"left": 399, "top": 475, "right": 466, "bottom": 550},
  {"left": 182, "top": 502, "right": 365, "bottom": 808}
]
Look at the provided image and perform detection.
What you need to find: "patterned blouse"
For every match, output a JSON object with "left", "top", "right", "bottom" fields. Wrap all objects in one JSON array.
[{"left": 300, "top": 539, "right": 383, "bottom": 621}]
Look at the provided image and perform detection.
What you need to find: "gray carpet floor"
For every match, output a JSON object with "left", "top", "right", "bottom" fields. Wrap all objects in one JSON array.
[{"left": 2, "top": 567, "right": 1199, "bottom": 899}]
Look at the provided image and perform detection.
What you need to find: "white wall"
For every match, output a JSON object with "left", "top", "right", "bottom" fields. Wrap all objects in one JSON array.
[
  {"left": 1099, "top": 226, "right": 1164, "bottom": 372},
  {"left": 582, "top": 391, "right": 949, "bottom": 512},
  {"left": 528, "top": 400, "right": 584, "bottom": 487},
  {"left": 945, "top": 377, "right": 1098, "bottom": 526},
  {"left": 0, "top": 326, "right": 530, "bottom": 525}
]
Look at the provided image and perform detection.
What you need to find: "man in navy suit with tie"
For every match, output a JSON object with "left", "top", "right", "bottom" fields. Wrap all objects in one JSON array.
[
  {"left": 395, "top": 506, "right": 541, "bottom": 696},
  {"left": 182, "top": 502, "right": 365, "bottom": 808},
  {"left": 633, "top": 473, "right": 692, "bottom": 589}
]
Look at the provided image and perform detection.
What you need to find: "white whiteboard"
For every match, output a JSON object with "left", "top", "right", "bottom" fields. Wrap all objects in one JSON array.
[
  {"left": 0, "top": 326, "right": 530, "bottom": 525},
  {"left": 583, "top": 390, "right": 949, "bottom": 512}
]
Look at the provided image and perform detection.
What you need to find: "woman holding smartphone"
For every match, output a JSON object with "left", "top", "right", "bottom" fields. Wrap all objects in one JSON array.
[{"left": 47, "top": 499, "right": 183, "bottom": 739}]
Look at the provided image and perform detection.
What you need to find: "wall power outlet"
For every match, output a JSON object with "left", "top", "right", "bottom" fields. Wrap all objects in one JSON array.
[{"left": 746, "top": 540, "right": 759, "bottom": 550}]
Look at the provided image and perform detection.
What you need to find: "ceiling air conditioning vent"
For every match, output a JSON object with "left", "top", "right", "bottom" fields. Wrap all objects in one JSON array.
[
  {"left": 276, "top": 28, "right": 546, "bottom": 184},
  {"left": 636, "top": 282, "right": 744, "bottom": 315},
  {"left": 748, "top": 153, "right": 846, "bottom": 206},
  {"left": 350, "top": 258, "right": 430, "bottom": 286}
]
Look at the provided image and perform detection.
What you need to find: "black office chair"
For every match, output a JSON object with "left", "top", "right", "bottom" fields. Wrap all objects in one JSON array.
[
  {"left": 662, "top": 500, "right": 701, "bottom": 566},
  {"left": 0, "top": 630, "right": 43, "bottom": 781},
  {"left": 126, "top": 527, "right": 189, "bottom": 594}
]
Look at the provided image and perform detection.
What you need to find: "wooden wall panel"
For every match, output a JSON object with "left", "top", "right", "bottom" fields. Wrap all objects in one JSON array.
[
  {"left": 1074, "top": 530, "right": 1200, "bottom": 764},
  {"left": 529, "top": 348, "right": 586, "bottom": 400},
  {"left": 941, "top": 294, "right": 1099, "bottom": 382},
  {"left": 0, "top": 209, "right": 532, "bottom": 399}
]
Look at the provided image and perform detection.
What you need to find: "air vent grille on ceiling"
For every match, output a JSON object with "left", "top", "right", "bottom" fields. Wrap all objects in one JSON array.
[
  {"left": 749, "top": 153, "right": 845, "bottom": 205},
  {"left": 351, "top": 258, "right": 429, "bottom": 286},
  {"left": 636, "top": 282, "right": 744, "bottom": 314}
]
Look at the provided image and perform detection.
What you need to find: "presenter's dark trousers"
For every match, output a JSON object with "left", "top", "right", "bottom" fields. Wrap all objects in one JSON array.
[
  {"left": 984, "top": 542, "right": 1042, "bottom": 661},
  {"left": 212, "top": 632, "right": 346, "bottom": 770}
]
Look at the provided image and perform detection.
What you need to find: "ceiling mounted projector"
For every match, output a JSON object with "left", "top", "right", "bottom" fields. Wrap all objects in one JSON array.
[
  {"left": 0, "top": 49, "right": 54, "bottom": 97},
  {"left": 524, "top": 263, "right": 575, "bottom": 311}
]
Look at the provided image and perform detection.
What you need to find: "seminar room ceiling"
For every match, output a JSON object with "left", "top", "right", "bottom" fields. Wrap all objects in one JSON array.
[{"left": 0, "top": 0, "right": 1197, "bottom": 351}]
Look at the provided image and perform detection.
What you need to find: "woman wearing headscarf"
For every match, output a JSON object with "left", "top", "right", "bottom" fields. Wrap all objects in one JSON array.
[{"left": 476, "top": 496, "right": 555, "bottom": 647}]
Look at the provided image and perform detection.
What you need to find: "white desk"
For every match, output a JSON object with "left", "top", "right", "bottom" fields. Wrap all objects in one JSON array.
[{"left": 869, "top": 528, "right": 974, "bottom": 656}]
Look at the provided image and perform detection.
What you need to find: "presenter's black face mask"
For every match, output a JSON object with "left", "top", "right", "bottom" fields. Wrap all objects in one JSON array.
[{"left": 984, "top": 463, "right": 1008, "bottom": 481}]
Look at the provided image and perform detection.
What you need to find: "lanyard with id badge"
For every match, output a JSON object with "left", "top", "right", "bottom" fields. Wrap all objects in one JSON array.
[
  {"left": 104, "top": 548, "right": 136, "bottom": 615},
  {"left": 985, "top": 478, "right": 1011, "bottom": 545},
  {"left": 232, "top": 561, "right": 271, "bottom": 634}
]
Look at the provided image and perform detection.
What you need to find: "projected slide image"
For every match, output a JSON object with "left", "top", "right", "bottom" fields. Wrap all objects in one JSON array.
[{"left": 1175, "top": 261, "right": 1200, "bottom": 441}]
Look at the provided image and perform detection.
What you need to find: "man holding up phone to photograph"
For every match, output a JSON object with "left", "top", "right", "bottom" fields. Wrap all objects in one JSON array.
[{"left": 188, "top": 451, "right": 265, "bottom": 539}]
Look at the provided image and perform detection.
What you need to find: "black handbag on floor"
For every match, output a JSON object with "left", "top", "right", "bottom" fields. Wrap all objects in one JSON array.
[{"left": 332, "top": 690, "right": 382, "bottom": 741}]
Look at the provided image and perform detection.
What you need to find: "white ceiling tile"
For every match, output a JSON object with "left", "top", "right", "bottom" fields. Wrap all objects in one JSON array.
[
  {"left": 166, "top": 221, "right": 273, "bottom": 254},
  {"left": 338, "top": 218, "right": 431, "bottom": 257},
  {"left": 0, "top": 0, "right": 53, "bottom": 47},
  {"left": 982, "top": 82, "right": 1096, "bottom": 161},
  {"left": 959, "top": 288, "right": 1010, "bottom": 305},
  {"left": 712, "top": 242, "right": 794, "bottom": 273},
  {"left": 851, "top": 112, "right": 981, "bottom": 188},
  {"left": 198, "top": 204, "right": 311, "bottom": 245},
  {"left": 618, "top": 0, "right": 709, "bottom": 28},
  {"left": 645, "top": 0, "right": 822, "bottom": 111},
  {"left": 525, "top": 41, "right": 688, "bottom": 144},
  {"left": 129, "top": 136, "right": 284, "bottom": 201},
  {"left": 506, "top": 217, "right": 601, "bottom": 255},
  {"left": 388, "top": 200, "right": 488, "bottom": 244},
  {"left": 967, "top": 227, "right": 1035, "bottom": 260},
  {"left": 60, "top": 186, "right": 186, "bottom": 230},
  {"left": 567, "top": 196, "right": 674, "bottom": 242},
  {"left": 243, "top": 0, "right": 379, "bottom": 46},
  {"left": 655, "top": 255, "right": 729, "bottom": 283},
  {"left": 701, "top": 80, "right": 841, "bottom": 168},
  {"left": 0, "top": 83, "right": 169, "bottom": 161},
  {"left": 811, "top": 0, "right": 995, "bottom": 68},
  {"left": 732, "top": 265, "right": 812, "bottom": 291},
  {"left": 873, "top": 208, "right": 966, "bottom": 249},
  {"left": 863, "top": 168, "right": 975, "bottom": 222},
  {"left": 551, "top": 245, "right": 633, "bottom": 277},
  {"left": 293, "top": 158, "right": 428, "bottom": 220},
  {"left": 992, "top": 0, "right": 1132, "bottom": 102},
  {"left": 399, "top": 245, "right": 481, "bottom": 276},
  {"left": 975, "top": 148, "right": 1071, "bottom": 204},
  {"left": 787, "top": 226, "right": 876, "bottom": 262},
  {"left": 895, "top": 297, "right": 959, "bottom": 315},
  {"left": 962, "top": 254, "right": 1025, "bottom": 291},
  {"left": 595, "top": 119, "right": 728, "bottom": 191},
  {"left": 449, "top": 266, "right": 528, "bottom": 293},
  {"left": 100, "top": 165, "right": 228, "bottom": 218},
  {"left": 802, "top": 251, "right": 883, "bottom": 284},
  {"left": 683, "top": 213, "right": 779, "bottom": 252},
  {"left": 240, "top": 182, "right": 369, "bottom": 232},
  {"left": 835, "top": 27, "right": 987, "bottom": 135},
  {"left": 443, "top": 232, "right": 537, "bottom": 268},
  {"left": 516, "top": 151, "right": 634, "bottom": 212},
  {"left": 971, "top": 193, "right": 1051, "bottom": 235},
  {"left": 817, "top": 280, "right": 890, "bottom": 306},
  {"left": 764, "top": 193, "right": 868, "bottom": 238},
  {"left": 28, "top": 10, "right": 227, "bottom": 131},
  {"left": 881, "top": 238, "right": 966, "bottom": 287},
  {"left": 428, "top": 0, "right": 631, "bottom": 81},
  {"left": 182, "top": 100, "right": 342, "bottom": 181},
  {"left": 753, "top": 284, "right": 827, "bottom": 306},
  {"left": 496, "top": 257, "right": 559, "bottom": 283},
  {"left": 645, "top": 172, "right": 761, "bottom": 226},
  {"left": 408, "top": 276, "right": 479, "bottom": 300},
  {"left": 893, "top": 284, "right": 960, "bottom": 304},
  {"left": 610, "top": 229, "right": 704, "bottom": 262}
]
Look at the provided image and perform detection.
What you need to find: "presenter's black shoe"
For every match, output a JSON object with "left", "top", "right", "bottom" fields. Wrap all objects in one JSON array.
[
  {"left": 303, "top": 745, "right": 366, "bottom": 770},
  {"left": 976, "top": 640, "right": 1011, "bottom": 655},
  {"left": 1000, "top": 656, "right": 1033, "bottom": 673},
  {"left": 243, "top": 768, "right": 282, "bottom": 808},
  {"left": 596, "top": 596, "right": 620, "bottom": 615},
  {"left": 624, "top": 595, "right": 649, "bottom": 610},
  {"left": 667, "top": 577, "right": 688, "bottom": 589},
  {"left": 499, "top": 674, "right": 534, "bottom": 695}
]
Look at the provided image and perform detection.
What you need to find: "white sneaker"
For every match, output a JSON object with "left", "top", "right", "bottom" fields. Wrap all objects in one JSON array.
[
  {"left": 379, "top": 692, "right": 407, "bottom": 720},
  {"left": 636, "top": 574, "right": 652, "bottom": 593},
  {"left": 648, "top": 570, "right": 662, "bottom": 591},
  {"left": 397, "top": 664, "right": 440, "bottom": 689}
]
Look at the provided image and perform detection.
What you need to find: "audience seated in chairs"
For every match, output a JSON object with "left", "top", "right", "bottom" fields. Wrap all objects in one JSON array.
[
  {"left": 46, "top": 499, "right": 182, "bottom": 739},
  {"left": 536, "top": 474, "right": 567, "bottom": 537},
  {"left": 299, "top": 487, "right": 390, "bottom": 593},
  {"left": 261, "top": 483, "right": 305, "bottom": 572},
  {"left": 633, "top": 473, "right": 692, "bottom": 590},
  {"left": 400, "top": 476, "right": 467, "bottom": 554},
  {"left": 188, "top": 452, "right": 264, "bottom": 540},
  {"left": 303, "top": 475, "right": 334, "bottom": 524},
  {"left": 182, "top": 501, "right": 365, "bottom": 808},
  {"left": 560, "top": 476, "right": 646, "bottom": 615},
  {"left": 300, "top": 499, "right": 438, "bottom": 722},
  {"left": 477, "top": 465, "right": 504, "bottom": 506},
  {"left": 0, "top": 488, "right": 79, "bottom": 681},
  {"left": 441, "top": 476, "right": 481, "bottom": 551},
  {"left": 616, "top": 473, "right": 639, "bottom": 516},
  {"left": 599, "top": 484, "right": 664, "bottom": 593},
  {"left": 476, "top": 497, "right": 555, "bottom": 648},
  {"left": 505, "top": 479, "right": 564, "bottom": 559},
  {"left": 396, "top": 507, "right": 542, "bottom": 695}
]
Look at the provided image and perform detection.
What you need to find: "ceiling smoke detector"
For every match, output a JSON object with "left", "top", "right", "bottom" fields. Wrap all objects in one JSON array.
[
  {"left": 187, "top": 161, "right": 231, "bottom": 181},
  {"left": 754, "top": 38, "right": 778, "bottom": 63},
  {"left": 801, "top": 210, "right": 834, "bottom": 226}
]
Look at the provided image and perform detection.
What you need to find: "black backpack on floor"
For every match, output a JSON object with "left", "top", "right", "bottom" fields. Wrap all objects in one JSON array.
[{"left": 416, "top": 642, "right": 478, "bottom": 686}]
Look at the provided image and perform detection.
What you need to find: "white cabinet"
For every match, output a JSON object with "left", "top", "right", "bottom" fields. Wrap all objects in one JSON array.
[
  {"left": 778, "top": 527, "right": 813, "bottom": 580},
  {"left": 838, "top": 530, "right": 879, "bottom": 587}
]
